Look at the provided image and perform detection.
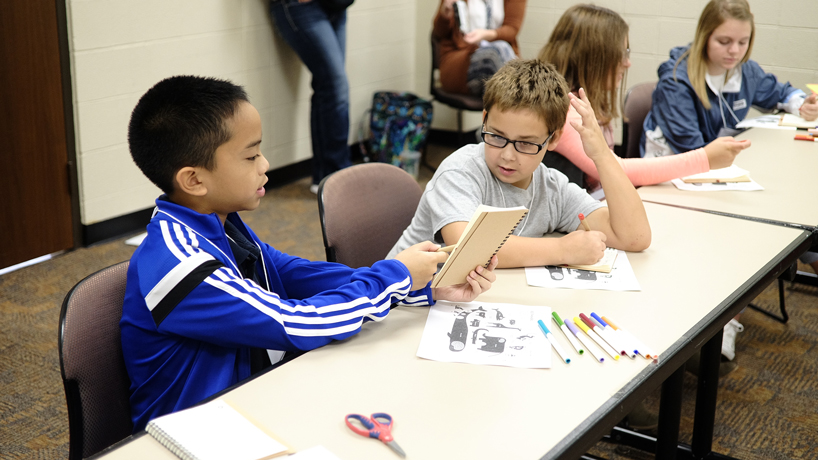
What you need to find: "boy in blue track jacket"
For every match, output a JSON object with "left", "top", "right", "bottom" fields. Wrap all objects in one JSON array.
[{"left": 121, "top": 76, "right": 498, "bottom": 431}]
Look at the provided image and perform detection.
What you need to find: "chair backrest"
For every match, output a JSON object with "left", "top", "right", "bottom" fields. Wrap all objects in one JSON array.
[
  {"left": 59, "top": 261, "right": 133, "bottom": 459},
  {"left": 622, "top": 81, "right": 657, "bottom": 159},
  {"left": 318, "top": 163, "right": 423, "bottom": 269}
]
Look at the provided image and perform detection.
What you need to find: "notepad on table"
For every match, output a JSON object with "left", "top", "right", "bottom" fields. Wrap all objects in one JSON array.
[
  {"left": 779, "top": 113, "right": 818, "bottom": 129},
  {"left": 681, "top": 165, "right": 751, "bottom": 183},
  {"left": 432, "top": 205, "right": 528, "bottom": 288},
  {"left": 146, "top": 399, "right": 292, "bottom": 460},
  {"left": 563, "top": 247, "right": 618, "bottom": 273}
]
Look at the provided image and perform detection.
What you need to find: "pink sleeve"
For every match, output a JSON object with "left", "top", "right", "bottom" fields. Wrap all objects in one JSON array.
[{"left": 552, "top": 109, "right": 711, "bottom": 186}]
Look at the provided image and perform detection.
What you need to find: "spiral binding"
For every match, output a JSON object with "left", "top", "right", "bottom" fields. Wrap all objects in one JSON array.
[
  {"left": 484, "top": 210, "right": 528, "bottom": 267},
  {"left": 147, "top": 422, "right": 198, "bottom": 460}
]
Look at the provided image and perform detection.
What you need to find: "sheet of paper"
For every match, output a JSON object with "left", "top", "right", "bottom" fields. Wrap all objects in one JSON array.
[
  {"left": 807, "top": 83, "right": 818, "bottom": 94},
  {"left": 417, "top": 301, "right": 551, "bottom": 369},
  {"left": 780, "top": 113, "right": 818, "bottom": 129},
  {"left": 735, "top": 115, "right": 795, "bottom": 130},
  {"left": 670, "top": 178, "right": 764, "bottom": 191},
  {"left": 525, "top": 250, "right": 641, "bottom": 291},
  {"left": 287, "top": 446, "right": 342, "bottom": 460},
  {"left": 682, "top": 165, "right": 748, "bottom": 181},
  {"left": 125, "top": 232, "right": 147, "bottom": 246},
  {"left": 562, "top": 247, "right": 617, "bottom": 273}
]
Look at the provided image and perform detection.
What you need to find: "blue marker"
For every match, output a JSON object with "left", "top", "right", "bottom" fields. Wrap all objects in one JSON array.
[{"left": 538, "top": 319, "right": 570, "bottom": 364}]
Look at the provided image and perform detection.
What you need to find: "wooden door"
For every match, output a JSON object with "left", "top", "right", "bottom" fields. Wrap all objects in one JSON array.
[{"left": 0, "top": 0, "right": 77, "bottom": 269}]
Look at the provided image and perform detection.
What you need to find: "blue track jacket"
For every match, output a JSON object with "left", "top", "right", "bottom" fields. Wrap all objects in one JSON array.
[
  {"left": 121, "top": 198, "right": 433, "bottom": 431},
  {"left": 642, "top": 45, "right": 801, "bottom": 155}
]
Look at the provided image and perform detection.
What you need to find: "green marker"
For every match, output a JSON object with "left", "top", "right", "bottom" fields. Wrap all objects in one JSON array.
[{"left": 552, "top": 311, "right": 584, "bottom": 355}]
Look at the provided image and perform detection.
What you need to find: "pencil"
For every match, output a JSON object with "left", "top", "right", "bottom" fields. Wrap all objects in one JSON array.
[
  {"left": 437, "top": 245, "right": 456, "bottom": 253},
  {"left": 578, "top": 213, "right": 591, "bottom": 232}
]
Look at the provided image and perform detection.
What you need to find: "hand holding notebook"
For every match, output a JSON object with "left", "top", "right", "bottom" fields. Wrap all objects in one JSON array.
[{"left": 432, "top": 205, "right": 528, "bottom": 288}]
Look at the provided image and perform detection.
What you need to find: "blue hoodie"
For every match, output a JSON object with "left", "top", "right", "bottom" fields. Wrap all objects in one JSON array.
[{"left": 641, "top": 45, "right": 802, "bottom": 156}]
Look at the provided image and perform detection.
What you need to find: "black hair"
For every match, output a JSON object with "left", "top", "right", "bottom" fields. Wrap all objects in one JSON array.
[{"left": 128, "top": 75, "right": 249, "bottom": 195}]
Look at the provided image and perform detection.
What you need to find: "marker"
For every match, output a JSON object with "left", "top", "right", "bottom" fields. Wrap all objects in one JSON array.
[
  {"left": 590, "top": 312, "right": 636, "bottom": 358},
  {"left": 602, "top": 316, "right": 657, "bottom": 360},
  {"left": 566, "top": 321, "right": 604, "bottom": 363},
  {"left": 552, "top": 312, "right": 583, "bottom": 355},
  {"left": 593, "top": 313, "right": 639, "bottom": 357},
  {"left": 577, "top": 315, "right": 620, "bottom": 360},
  {"left": 578, "top": 213, "right": 592, "bottom": 232},
  {"left": 574, "top": 317, "right": 619, "bottom": 361},
  {"left": 538, "top": 320, "right": 570, "bottom": 364},
  {"left": 795, "top": 134, "right": 817, "bottom": 142}
]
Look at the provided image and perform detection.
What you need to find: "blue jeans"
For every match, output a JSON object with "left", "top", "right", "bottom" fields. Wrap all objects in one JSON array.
[{"left": 270, "top": 0, "right": 352, "bottom": 185}]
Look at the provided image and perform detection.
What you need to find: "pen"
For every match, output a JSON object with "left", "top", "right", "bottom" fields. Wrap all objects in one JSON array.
[
  {"left": 538, "top": 320, "right": 570, "bottom": 364},
  {"left": 602, "top": 316, "right": 657, "bottom": 360},
  {"left": 437, "top": 245, "right": 456, "bottom": 253},
  {"left": 578, "top": 213, "right": 591, "bottom": 232},
  {"left": 566, "top": 321, "right": 604, "bottom": 363},
  {"left": 590, "top": 312, "right": 636, "bottom": 358},
  {"left": 578, "top": 314, "right": 621, "bottom": 360},
  {"left": 574, "top": 316, "right": 619, "bottom": 361},
  {"left": 552, "top": 312, "right": 583, "bottom": 355}
]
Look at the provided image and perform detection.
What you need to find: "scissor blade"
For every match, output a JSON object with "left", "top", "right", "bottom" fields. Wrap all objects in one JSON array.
[{"left": 386, "top": 440, "right": 406, "bottom": 458}]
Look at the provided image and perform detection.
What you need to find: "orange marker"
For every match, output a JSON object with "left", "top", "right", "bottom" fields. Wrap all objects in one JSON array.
[
  {"left": 795, "top": 134, "right": 817, "bottom": 142},
  {"left": 578, "top": 213, "right": 591, "bottom": 231}
]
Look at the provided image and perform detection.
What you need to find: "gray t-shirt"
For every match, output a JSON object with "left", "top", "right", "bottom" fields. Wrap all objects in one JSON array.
[{"left": 387, "top": 143, "right": 606, "bottom": 258}]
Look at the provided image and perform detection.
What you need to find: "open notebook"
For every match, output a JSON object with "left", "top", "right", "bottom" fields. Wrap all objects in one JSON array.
[
  {"left": 146, "top": 399, "right": 292, "bottom": 460},
  {"left": 563, "top": 247, "right": 618, "bottom": 273},
  {"left": 432, "top": 205, "right": 528, "bottom": 288}
]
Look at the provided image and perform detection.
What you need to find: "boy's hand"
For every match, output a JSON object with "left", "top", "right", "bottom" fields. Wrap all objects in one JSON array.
[
  {"left": 432, "top": 255, "right": 498, "bottom": 302},
  {"left": 393, "top": 241, "right": 449, "bottom": 291},
  {"left": 568, "top": 88, "right": 610, "bottom": 162},
  {"left": 560, "top": 230, "right": 607, "bottom": 265},
  {"left": 800, "top": 93, "right": 818, "bottom": 121},
  {"left": 703, "top": 137, "right": 751, "bottom": 169}
]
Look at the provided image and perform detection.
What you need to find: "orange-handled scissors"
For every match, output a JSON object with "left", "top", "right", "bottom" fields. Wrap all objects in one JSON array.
[{"left": 345, "top": 412, "right": 406, "bottom": 458}]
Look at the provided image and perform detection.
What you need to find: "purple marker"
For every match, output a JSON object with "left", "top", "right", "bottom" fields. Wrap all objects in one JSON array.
[{"left": 567, "top": 320, "right": 604, "bottom": 363}]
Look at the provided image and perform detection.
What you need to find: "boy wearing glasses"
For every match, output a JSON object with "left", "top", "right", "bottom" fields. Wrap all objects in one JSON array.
[{"left": 388, "top": 59, "right": 650, "bottom": 267}]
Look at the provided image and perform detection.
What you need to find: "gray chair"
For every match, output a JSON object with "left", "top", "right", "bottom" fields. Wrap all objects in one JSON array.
[
  {"left": 430, "top": 35, "right": 484, "bottom": 144},
  {"left": 622, "top": 81, "right": 657, "bottom": 159},
  {"left": 317, "top": 163, "right": 423, "bottom": 268},
  {"left": 59, "top": 261, "right": 133, "bottom": 459}
]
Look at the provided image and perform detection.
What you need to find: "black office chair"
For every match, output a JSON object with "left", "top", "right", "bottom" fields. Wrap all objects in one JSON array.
[
  {"left": 59, "top": 261, "right": 133, "bottom": 459},
  {"left": 317, "top": 163, "right": 423, "bottom": 269},
  {"left": 622, "top": 81, "right": 657, "bottom": 159},
  {"left": 430, "top": 35, "right": 484, "bottom": 145}
]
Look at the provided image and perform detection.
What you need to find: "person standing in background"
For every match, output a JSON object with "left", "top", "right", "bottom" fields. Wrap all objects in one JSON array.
[{"left": 270, "top": 0, "right": 353, "bottom": 193}]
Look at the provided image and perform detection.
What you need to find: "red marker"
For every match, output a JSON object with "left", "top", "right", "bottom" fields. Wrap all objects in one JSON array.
[
  {"left": 578, "top": 213, "right": 591, "bottom": 231},
  {"left": 795, "top": 134, "right": 817, "bottom": 142}
]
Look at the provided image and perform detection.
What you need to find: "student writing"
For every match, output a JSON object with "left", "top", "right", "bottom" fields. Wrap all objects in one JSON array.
[{"left": 387, "top": 59, "right": 651, "bottom": 269}]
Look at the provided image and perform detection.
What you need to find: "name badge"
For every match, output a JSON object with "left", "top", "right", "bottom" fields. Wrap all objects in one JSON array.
[{"left": 733, "top": 99, "right": 747, "bottom": 110}]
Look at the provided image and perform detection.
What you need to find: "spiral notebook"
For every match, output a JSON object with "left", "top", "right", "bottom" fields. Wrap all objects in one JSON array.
[
  {"left": 146, "top": 399, "right": 292, "bottom": 460},
  {"left": 432, "top": 205, "right": 528, "bottom": 288}
]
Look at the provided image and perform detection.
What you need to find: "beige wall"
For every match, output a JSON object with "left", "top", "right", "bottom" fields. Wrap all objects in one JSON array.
[{"left": 68, "top": 0, "right": 817, "bottom": 225}]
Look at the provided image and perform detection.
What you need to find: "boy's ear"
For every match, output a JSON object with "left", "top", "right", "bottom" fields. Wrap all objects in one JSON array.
[
  {"left": 175, "top": 166, "right": 208, "bottom": 197},
  {"left": 547, "top": 128, "right": 563, "bottom": 150}
]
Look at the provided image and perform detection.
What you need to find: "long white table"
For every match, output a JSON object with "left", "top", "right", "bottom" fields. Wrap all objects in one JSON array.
[
  {"left": 92, "top": 202, "right": 811, "bottom": 460},
  {"left": 637, "top": 128, "right": 818, "bottom": 231}
]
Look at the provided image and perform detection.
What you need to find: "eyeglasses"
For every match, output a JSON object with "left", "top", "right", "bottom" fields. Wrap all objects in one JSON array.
[{"left": 481, "top": 130, "right": 555, "bottom": 155}]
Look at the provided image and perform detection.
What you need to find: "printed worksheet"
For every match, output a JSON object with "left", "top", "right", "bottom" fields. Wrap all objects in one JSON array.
[
  {"left": 417, "top": 301, "right": 551, "bottom": 369},
  {"left": 525, "top": 249, "right": 641, "bottom": 291}
]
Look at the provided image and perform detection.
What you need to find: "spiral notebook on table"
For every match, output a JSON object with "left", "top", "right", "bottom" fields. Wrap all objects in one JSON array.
[
  {"left": 432, "top": 205, "right": 528, "bottom": 288},
  {"left": 146, "top": 399, "right": 292, "bottom": 460}
]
